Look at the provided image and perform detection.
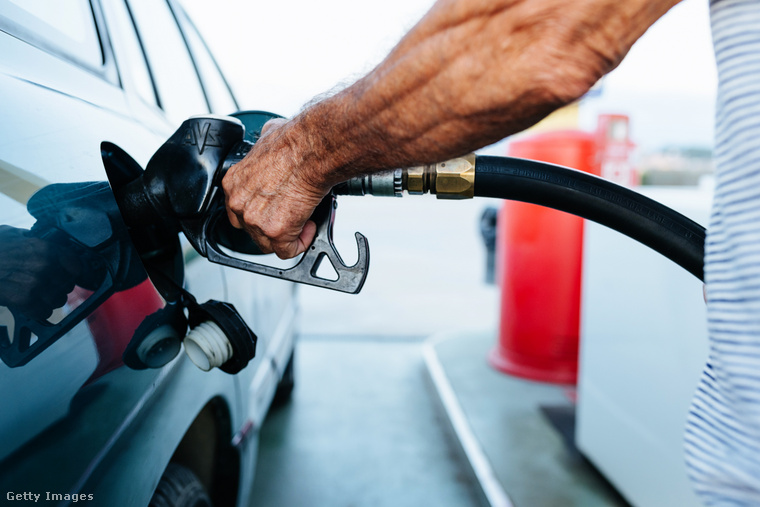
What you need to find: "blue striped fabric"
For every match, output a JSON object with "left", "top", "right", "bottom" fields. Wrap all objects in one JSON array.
[{"left": 685, "top": 0, "right": 760, "bottom": 503}]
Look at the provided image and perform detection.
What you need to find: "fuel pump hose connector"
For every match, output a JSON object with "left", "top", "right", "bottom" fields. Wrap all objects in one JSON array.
[
  {"left": 473, "top": 156, "right": 705, "bottom": 281},
  {"left": 337, "top": 155, "right": 706, "bottom": 281}
]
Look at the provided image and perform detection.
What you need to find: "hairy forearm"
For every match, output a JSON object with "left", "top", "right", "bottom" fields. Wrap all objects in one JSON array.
[
  {"left": 284, "top": 0, "right": 680, "bottom": 188},
  {"left": 223, "top": 0, "right": 681, "bottom": 258}
]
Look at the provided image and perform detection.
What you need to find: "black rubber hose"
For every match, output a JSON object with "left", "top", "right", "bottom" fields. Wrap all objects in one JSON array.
[{"left": 473, "top": 156, "right": 706, "bottom": 281}]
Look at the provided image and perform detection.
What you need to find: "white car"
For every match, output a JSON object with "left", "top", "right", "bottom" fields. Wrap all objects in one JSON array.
[{"left": 0, "top": 1, "right": 297, "bottom": 505}]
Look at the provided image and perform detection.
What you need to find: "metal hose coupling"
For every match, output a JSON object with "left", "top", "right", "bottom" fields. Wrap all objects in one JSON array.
[
  {"left": 405, "top": 153, "right": 476, "bottom": 199},
  {"left": 335, "top": 154, "right": 476, "bottom": 199},
  {"left": 337, "top": 169, "right": 404, "bottom": 197}
]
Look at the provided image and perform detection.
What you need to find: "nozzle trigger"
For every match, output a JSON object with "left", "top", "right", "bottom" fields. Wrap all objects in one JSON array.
[{"left": 201, "top": 193, "right": 369, "bottom": 294}]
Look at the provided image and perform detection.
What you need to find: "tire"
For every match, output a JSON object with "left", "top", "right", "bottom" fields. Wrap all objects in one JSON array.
[
  {"left": 149, "top": 463, "right": 212, "bottom": 507},
  {"left": 272, "top": 350, "right": 295, "bottom": 406}
]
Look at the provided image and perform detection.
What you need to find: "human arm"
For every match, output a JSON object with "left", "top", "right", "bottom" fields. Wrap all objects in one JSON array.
[{"left": 222, "top": 0, "right": 682, "bottom": 259}]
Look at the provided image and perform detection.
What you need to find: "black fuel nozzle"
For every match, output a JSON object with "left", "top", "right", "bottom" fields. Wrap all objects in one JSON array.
[
  {"left": 102, "top": 112, "right": 370, "bottom": 374},
  {"left": 110, "top": 115, "right": 248, "bottom": 252},
  {"left": 106, "top": 112, "right": 369, "bottom": 296}
]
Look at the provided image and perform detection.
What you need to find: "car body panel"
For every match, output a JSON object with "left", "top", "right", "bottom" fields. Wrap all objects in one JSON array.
[{"left": 0, "top": 1, "right": 297, "bottom": 504}]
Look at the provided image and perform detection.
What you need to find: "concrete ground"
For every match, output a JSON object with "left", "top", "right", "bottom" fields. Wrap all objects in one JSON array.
[
  {"left": 249, "top": 196, "right": 629, "bottom": 506},
  {"left": 428, "top": 331, "right": 628, "bottom": 507},
  {"left": 293, "top": 195, "right": 502, "bottom": 339},
  {"left": 249, "top": 336, "right": 482, "bottom": 507}
]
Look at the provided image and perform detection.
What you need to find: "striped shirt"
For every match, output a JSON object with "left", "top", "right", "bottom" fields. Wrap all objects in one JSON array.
[{"left": 685, "top": 0, "right": 760, "bottom": 503}]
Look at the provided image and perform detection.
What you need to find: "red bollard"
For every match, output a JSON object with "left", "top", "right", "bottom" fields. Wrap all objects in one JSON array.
[{"left": 488, "top": 130, "right": 599, "bottom": 385}]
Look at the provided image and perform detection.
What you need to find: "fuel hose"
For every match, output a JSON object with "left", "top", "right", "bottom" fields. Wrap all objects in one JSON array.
[{"left": 337, "top": 155, "right": 706, "bottom": 281}]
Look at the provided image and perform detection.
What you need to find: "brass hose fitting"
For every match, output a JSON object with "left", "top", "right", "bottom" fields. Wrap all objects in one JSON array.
[
  {"left": 335, "top": 154, "right": 476, "bottom": 199},
  {"left": 405, "top": 153, "right": 476, "bottom": 199}
]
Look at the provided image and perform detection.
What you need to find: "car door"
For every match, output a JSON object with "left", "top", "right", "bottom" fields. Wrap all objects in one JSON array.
[{"left": 0, "top": 0, "right": 237, "bottom": 502}]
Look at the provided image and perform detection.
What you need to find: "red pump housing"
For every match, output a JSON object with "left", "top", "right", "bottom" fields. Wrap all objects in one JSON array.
[{"left": 489, "top": 129, "right": 601, "bottom": 385}]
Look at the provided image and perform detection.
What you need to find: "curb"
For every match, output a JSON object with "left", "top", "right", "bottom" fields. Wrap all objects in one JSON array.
[{"left": 422, "top": 334, "right": 513, "bottom": 507}]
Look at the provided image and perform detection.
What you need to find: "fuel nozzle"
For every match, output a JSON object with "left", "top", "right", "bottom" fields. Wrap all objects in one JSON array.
[
  {"left": 334, "top": 153, "right": 476, "bottom": 199},
  {"left": 108, "top": 114, "right": 248, "bottom": 249},
  {"left": 104, "top": 112, "right": 369, "bottom": 296},
  {"left": 102, "top": 112, "right": 371, "bottom": 373},
  {"left": 103, "top": 115, "right": 259, "bottom": 375}
]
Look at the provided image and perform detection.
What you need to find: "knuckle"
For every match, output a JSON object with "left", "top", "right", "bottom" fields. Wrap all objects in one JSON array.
[
  {"left": 225, "top": 208, "right": 241, "bottom": 229},
  {"left": 221, "top": 170, "right": 238, "bottom": 195},
  {"left": 265, "top": 222, "right": 286, "bottom": 239},
  {"left": 241, "top": 209, "right": 261, "bottom": 231},
  {"left": 226, "top": 194, "right": 246, "bottom": 215}
]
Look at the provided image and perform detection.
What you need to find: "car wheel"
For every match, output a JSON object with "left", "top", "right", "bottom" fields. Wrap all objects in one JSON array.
[
  {"left": 272, "top": 350, "right": 295, "bottom": 406},
  {"left": 149, "top": 463, "right": 211, "bottom": 507}
]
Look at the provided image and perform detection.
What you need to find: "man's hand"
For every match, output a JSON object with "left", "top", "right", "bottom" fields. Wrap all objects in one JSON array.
[{"left": 222, "top": 119, "right": 328, "bottom": 259}]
